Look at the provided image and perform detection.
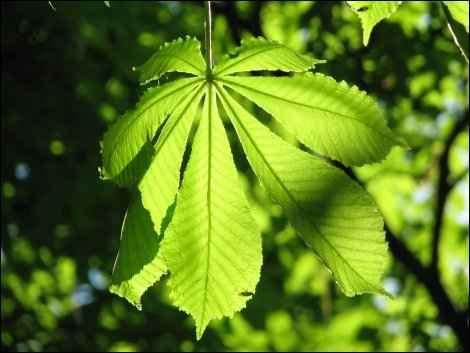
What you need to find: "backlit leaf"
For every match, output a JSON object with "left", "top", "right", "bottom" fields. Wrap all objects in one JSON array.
[
  {"left": 347, "top": 1, "right": 402, "bottom": 46},
  {"left": 222, "top": 74, "right": 405, "bottom": 166},
  {"left": 214, "top": 37, "right": 324, "bottom": 76},
  {"left": 138, "top": 37, "right": 206, "bottom": 85},
  {"left": 102, "top": 35, "right": 403, "bottom": 339}
]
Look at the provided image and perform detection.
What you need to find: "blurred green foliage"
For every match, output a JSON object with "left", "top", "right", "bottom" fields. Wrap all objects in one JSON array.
[{"left": 1, "top": 1, "right": 468, "bottom": 351}]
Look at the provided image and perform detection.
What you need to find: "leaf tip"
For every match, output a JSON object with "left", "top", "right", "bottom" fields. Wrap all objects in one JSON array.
[
  {"left": 109, "top": 283, "right": 143, "bottom": 310},
  {"left": 362, "top": 30, "right": 371, "bottom": 46},
  {"left": 195, "top": 324, "right": 207, "bottom": 341}
]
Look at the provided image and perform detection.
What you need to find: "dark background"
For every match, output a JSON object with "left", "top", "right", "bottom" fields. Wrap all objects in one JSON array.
[{"left": 2, "top": 1, "right": 469, "bottom": 351}]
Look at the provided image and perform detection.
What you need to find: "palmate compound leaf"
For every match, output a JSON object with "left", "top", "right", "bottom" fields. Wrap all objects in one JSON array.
[
  {"left": 160, "top": 85, "right": 262, "bottom": 339},
  {"left": 217, "top": 85, "right": 389, "bottom": 297},
  {"left": 220, "top": 74, "right": 406, "bottom": 167},
  {"left": 347, "top": 1, "right": 402, "bottom": 46},
  {"left": 103, "top": 36, "right": 403, "bottom": 339}
]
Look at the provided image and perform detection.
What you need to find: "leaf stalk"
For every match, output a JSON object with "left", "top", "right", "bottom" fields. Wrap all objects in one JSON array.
[{"left": 205, "top": 1, "right": 213, "bottom": 79}]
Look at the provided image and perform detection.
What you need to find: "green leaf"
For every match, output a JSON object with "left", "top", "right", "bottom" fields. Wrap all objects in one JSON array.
[
  {"left": 110, "top": 193, "right": 167, "bottom": 309},
  {"left": 138, "top": 37, "right": 206, "bottom": 85},
  {"left": 139, "top": 85, "right": 206, "bottom": 233},
  {"left": 104, "top": 35, "right": 404, "bottom": 339},
  {"left": 218, "top": 85, "right": 389, "bottom": 297},
  {"left": 161, "top": 85, "right": 262, "bottom": 340},
  {"left": 347, "top": 1, "right": 402, "bottom": 46},
  {"left": 221, "top": 74, "right": 404, "bottom": 166},
  {"left": 101, "top": 77, "right": 202, "bottom": 186},
  {"left": 213, "top": 37, "right": 324, "bottom": 77},
  {"left": 442, "top": 2, "right": 469, "bottom": 63},
  {"left": 443, "top": 1, "right": 469, "bottom": 32}
]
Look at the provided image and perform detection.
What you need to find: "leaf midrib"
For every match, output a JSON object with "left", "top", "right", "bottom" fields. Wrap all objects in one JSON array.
[
  {"left": 200, "top": 83, "right": 213, "bottom": 338},
  {"left": 216, "top": 83, "right": 384, "bottom": 295}
]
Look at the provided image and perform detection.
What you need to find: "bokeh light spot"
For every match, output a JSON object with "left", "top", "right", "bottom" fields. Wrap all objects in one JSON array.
[
  {"left": 106, "top": 78, "right": 126, "bottom": 99},
  {"left": 99, "top": 103, "right": 117, "bottom": 123},
  {"left": 138, "top": 32, "right": 158, "bottom": 47},
  {"left": 50, "top": 140, "right": 65, "bottom": 156},
  {"left": 2, "top": 182, "right": 15, "bottom": 198},
  {"left": 15, "top": 162, "right": 30, "bottom": 180}
]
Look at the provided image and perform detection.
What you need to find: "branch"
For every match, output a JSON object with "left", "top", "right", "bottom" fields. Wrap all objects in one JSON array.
[
  {"left": 384, "top": 225, "right": 428, "bottom": 280},
  {"left": 430, "top": 110, "right": 469, "bottom": 274}
]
